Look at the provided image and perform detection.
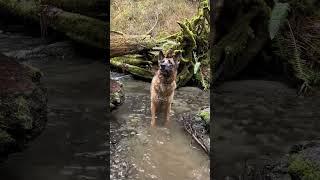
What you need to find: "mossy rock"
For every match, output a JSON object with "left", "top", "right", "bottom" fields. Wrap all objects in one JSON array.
[
  {"left": 198, "top": 107, "right": 210, "bottom": 125},
  {"left": 0, "top": 53, "right": 47, "bottom": 161},
  {"left": 259, "top": 141, "right": 320, "bottom": 180},
  {"left": 289, "top": 154, "right": 320, "bottom": 180}
]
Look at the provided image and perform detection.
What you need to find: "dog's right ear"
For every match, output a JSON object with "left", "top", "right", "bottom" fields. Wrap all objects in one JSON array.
[{"left": 158, "top": 51, "right": 165, "bottom": 63}]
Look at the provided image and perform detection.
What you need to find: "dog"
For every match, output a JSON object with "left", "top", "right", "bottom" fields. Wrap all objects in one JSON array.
[{"left": 150, "top": 50, "right": 181, "bottom": 127}]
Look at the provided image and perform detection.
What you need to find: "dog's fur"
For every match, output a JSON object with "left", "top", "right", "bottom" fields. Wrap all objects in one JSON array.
[{"left": 150, "top": 50, "right": 181, "bottom": 127}]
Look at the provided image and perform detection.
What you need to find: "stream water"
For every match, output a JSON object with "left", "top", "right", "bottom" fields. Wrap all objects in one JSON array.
[
  {"left": 0, "top": 29, "right": 107, "bottom": 180},
  {"left": 110, "top": 72, "right": 210, "bottom": 180},
  {"left": 213, "top": 80, "right": 320, "bottom": 179}
]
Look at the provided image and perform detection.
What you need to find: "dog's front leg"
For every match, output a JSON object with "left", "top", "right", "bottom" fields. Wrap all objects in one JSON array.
[
  {"left": 164, "top": 102, "right": 171, "bottom": 127},
  {"left": 150, "top": 100, "right": 157, "bottom": 127}
]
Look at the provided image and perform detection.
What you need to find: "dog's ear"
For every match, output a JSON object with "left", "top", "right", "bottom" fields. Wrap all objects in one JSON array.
[
  {"left": 158, "top": 51, "right": 165, "bottom": 63},
  {"left": 174, "top": 52, "right": 182, "bottom": 67}
]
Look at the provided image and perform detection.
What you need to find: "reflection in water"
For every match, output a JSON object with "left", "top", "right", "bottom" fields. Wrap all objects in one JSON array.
[{"left": 111, "top": 76, "right": 210, "bottom": 180}]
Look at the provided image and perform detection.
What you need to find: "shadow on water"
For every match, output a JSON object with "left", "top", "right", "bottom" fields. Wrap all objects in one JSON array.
[
  {"left": 0, "top": 30, "right": 107, "bottom": 180},
  {"left": 110, "top": 74, "right": 210, "bottom": 180}
]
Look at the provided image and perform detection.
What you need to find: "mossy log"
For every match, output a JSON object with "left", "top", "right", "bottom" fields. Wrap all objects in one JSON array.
[
  {"left": 0, "top": 0, "right": 107, "bottom": 49},
  {"left": 41, "top": 0, "right": 108, "bottom": 20},
  {"left": 111, "top": 55, "right": 153, "bottom": 67},
  {"left": 0, "top": 53, "right": 47, "bottom": 161},
  {"left": 110, "top": 58, "right": 153, "bottom": 80},
  {"left": 110, "top": 32, "right": 158, "bottom": 58}
]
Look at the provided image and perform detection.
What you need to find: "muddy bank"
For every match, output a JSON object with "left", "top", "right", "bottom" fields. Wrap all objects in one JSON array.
[
  {"left": 110, "top": 74, "right": 210, "bottom": 180},
  {"left": 0, "top": 54, "right": 47, "bottom": 161},
  {"left": 213, "top": 80, "right": 320, "bottom": 179},
  {"left": 0, "top": 27, "right": 106, "bottom": 179}
]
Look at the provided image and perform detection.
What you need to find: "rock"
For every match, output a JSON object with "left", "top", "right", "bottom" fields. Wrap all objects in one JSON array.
[
  {"left": 252, "top": 141, "right": 320, "bottom": 180},
  {"left": 0, "top": 53, "right": 47, "bottom": 161},
  {"left": 110, "top": 79, "right": 125, "bottom": 111}
]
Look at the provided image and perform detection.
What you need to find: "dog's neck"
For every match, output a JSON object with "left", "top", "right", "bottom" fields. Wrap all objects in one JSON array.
[{"left": 157, "top": 70, "right": 176, "bottom": 85}]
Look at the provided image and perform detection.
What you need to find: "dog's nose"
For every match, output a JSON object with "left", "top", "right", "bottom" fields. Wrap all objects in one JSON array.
[{"left": 160, "top": 64, "right": 166, "bottom": 69}]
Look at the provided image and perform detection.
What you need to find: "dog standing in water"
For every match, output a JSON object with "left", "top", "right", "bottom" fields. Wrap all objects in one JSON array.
[{"left": 150, "top": 50, "right": 181, "bottom": 127}]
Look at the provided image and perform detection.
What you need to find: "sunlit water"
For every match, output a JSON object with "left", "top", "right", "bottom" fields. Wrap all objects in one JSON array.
[{"left": 111, "top": 74, "right": 210, "bottom": 180}]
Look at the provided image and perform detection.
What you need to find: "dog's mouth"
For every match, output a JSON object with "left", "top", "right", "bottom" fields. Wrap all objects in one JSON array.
[{"left": 160, "top": 68, "right": 171, "bottom": 76}]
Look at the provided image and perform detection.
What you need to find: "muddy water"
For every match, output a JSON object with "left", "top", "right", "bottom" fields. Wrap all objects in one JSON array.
[
  {"left": 110, "top": 73, "right": 210, "bottom": 180},
  {"left": 0, "top": 31, "right": 106, "bottom": 180}
]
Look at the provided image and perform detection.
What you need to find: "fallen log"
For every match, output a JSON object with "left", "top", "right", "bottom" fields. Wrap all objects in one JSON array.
[
  {"left": 41, "top": 0, "right": 108, "bottom": 20},
  {"left": 41, "top": 0, "right": 109, "bottom": 18},
  {"left": 110, "top": 32, "right": 158, "bottom": 58},
  {"left": 111, "top": 55, "right": 153, "bottom": 67},
  {"left": 110, "top": 58, "right": 153, "bottom": 80},
  {"left": 0, "top": 0, "right": 107, "bottom": 49}
]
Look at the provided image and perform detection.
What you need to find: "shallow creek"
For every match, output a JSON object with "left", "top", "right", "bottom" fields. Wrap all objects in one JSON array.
[{"left": 110, "top": 72, "right": 210, "bottom": 180}]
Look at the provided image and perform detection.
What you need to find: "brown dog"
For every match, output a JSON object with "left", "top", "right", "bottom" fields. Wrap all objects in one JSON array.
[{"left": 150, "top": 50, "right": 181, "bottom": 127}]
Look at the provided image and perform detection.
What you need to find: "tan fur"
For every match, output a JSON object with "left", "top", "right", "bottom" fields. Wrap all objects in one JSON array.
[{"left": 150, "top": 51, "right": 179, "bottom": 127}]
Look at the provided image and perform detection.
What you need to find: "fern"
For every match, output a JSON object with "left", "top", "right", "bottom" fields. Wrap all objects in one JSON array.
[{"left": 269, "top": 2, "right": 290, "bottom": 40}]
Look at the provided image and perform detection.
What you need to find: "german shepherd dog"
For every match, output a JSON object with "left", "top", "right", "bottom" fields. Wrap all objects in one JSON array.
[{"left": 150, "top": 50, "right": 181, "bottom": 127}]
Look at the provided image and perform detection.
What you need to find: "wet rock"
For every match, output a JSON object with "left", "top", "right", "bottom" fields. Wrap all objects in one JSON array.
[
  {"left": 110, "top": 79, "right": 125, "bottom": 111},
  {"left": 0, "top": 53, "right": 47, "bottom": 161}
]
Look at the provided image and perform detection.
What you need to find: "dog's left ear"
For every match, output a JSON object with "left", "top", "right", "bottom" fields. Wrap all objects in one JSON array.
[
  {"left": 158, "top": 51, "right": 165, "bottom": 60},
  {"left": 174, "top": 52, "right": 182, "bottom": 67}
]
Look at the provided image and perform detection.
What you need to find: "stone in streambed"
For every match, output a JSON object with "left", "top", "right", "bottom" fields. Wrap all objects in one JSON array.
[
  {"left": 0, "top": 53, "right": 47, "bottom": 161},
  {"left": 110, "top": 79, "right": 125, "bottom": 111}
]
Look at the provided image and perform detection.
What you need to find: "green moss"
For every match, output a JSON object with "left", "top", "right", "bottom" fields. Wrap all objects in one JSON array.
[
  {"left": 198, "top": 110, "right": 210, "bottom": 124},
  {"left": 14, "top": 96, "right": 33, "bottom": 130},
  {"left": 0, "top": 130, "right": 14, "bottom": 147},
  {"left": 288, "top": 154, "right": 320, "bottom": 180}
]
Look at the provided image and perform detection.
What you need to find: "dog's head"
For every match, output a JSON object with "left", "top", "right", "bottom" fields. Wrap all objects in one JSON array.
[{"left": 158, "top": 50, "right": 181, "bottom": 76}]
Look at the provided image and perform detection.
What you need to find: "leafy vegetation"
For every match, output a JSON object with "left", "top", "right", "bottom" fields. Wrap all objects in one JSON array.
[{"left": 271, "top": 0, "right": 320, "bottom": 94}]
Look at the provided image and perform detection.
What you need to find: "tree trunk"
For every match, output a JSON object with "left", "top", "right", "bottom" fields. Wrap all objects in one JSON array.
[
  {"left": 0, "top": 0, "right": 107, "bottom": 49},
  {"left": 110, "top": 32, "right": 158, "bottom": 58}
]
